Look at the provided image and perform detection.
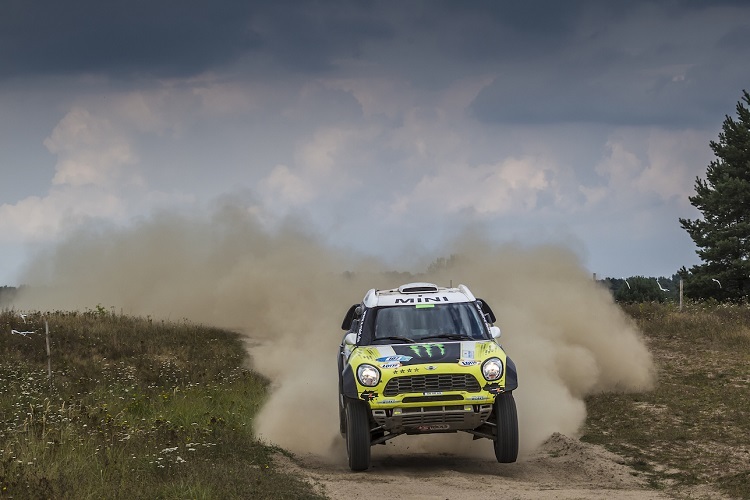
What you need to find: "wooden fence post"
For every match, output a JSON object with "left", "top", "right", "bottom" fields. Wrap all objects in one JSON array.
[{"left": 45, "top": 319, "right": 51, "bottom": 380}]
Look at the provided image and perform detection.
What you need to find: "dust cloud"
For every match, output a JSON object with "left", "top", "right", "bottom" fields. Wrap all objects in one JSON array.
[{"left": 13, "top": 202, "right": 655, "bottom": 460}]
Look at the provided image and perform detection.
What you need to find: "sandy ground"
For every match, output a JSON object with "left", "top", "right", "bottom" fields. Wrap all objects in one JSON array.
[{"left": 276, "top": 433, "right": 675, "bottom": 500}]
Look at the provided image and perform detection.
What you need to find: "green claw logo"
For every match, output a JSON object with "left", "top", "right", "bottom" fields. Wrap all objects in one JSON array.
[{"left": 409, "top": 343, "right": 445, "bottom": 357}]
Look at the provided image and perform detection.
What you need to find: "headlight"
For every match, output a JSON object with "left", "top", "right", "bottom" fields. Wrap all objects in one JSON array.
[
  {"left": 482, "top": 357, "right": 504, "bottom": 381},
  {"left": 357, "top": 364, "right": 381, "bottom": 387}
]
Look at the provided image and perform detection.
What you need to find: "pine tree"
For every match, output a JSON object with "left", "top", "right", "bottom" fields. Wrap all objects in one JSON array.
[{"left": 679, "top": 90, "right": 750, "bottom": 301}]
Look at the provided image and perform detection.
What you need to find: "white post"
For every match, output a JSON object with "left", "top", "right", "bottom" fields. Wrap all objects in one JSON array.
[
  {"left": 45, "top": 320, "right": 51, "bottom": 380},
  {"left": 679, "top": 279, "right": 683, "bottom": 312}
]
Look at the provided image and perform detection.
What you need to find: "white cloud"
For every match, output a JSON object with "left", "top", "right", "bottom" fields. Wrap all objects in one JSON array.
[
  {"left": 393, "top": 157, "right": 553, "bottom": 216},
  {"left": 259, "top": 126, "right": 366, "bottom": 211},
  {"left": 639, "top": 129, "right": 709, "bottom": 204},
  {"left": 0, "top": 105, "right": 147, "bottom": 244},
  {"left": 43, "top": 107, "right": 140, "bottom": 188},
  {"left": 0, "top": 188, "right": 124, "bottom": 242},
  {"left": 261, "top": 164, "right": 315, "bottom": 206},
  {"left": 593, "top": 128, "right": 712, "bottom": 207}
]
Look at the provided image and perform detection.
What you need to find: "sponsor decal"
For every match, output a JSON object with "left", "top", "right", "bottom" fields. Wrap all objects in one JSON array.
[
  {"left": 408, "top": 343, "right": 446, "bottom": 357},
  {"left": 376, "top": 355, "right": 412, "bottom": 363},
  {"left": 356, "top": 309, "right": 367, "bottom": 343},
  {"left": 417, "top": 424, "right": 450, "bottom": 431},
  {"left": 425, "top": 365, "right": 437, "bottom": 371},
  {"left": 380, "top": 362, "right": 401, "bottom": 369},
  {"left": 379, "top": 399, "right": 398, "bottom": 404},
  {"left": 483, "top": 383, "right": 503, "bottom": 395},
  {"left": 423, "top": 391, "right": 443, "bottom": 396},
  {"left": 459, "top": 359, "right": 480, "bottom": 367},
  {"left": 360, "top": 390, "right": 378, "bottom": 401},
  {"left": 466, "top": 395, "right": 487, "bottom": 401}
]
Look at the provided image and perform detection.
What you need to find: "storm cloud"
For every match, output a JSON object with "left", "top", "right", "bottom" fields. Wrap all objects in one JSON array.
[{"left": 1, "top": 0, "right": 749, "bottom": 284}]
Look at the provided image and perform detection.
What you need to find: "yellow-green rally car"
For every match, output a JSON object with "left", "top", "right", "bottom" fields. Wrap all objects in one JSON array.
[{"left": 338, "top": 282, "right": 518, "bottom": 471}]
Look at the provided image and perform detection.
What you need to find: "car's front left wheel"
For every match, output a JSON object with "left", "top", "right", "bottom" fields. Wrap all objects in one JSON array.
[{"left": 345, "top": 398, "right": 371, "bottom": 471}]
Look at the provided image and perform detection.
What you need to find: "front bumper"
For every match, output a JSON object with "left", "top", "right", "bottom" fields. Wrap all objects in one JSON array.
[{"left": 372, "top": 403, "right": 494, "bottom": 433}]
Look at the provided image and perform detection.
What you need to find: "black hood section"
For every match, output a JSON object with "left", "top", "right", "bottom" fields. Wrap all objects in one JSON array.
[{"left": 391, "top": 343, "right": 461, "bottom": 364}]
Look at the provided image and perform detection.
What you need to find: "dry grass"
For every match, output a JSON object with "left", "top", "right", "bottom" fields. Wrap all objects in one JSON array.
[
  {"left": 0, "top": 309, "right": 323, "bottom": 499},
  {"left": 582, "top": 301, "right": 750, "bottom": 499}
]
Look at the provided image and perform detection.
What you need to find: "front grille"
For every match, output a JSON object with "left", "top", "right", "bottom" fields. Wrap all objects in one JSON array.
[
  {"left": 402, "top": 394, "right": 464, "bottom": 403},
  {"left": 383, "top": 374, "right": 481, "bottom": 396}
]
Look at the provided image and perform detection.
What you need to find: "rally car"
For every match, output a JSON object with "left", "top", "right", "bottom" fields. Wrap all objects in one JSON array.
[{"left": 338, "top": 282, "right": 518, "bottom": 471}]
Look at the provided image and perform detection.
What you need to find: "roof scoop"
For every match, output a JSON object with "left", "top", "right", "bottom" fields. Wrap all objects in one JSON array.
[{"left": 398, "top": 282, "right": 440, "bottom": 294}]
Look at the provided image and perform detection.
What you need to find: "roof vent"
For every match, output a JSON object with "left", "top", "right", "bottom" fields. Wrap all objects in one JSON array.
[{"left": 398, "top": 282, "right": 440, "bottom": 294}]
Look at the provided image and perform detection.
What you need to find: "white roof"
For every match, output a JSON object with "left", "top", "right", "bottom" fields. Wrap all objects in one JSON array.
[{"left": 363, "top": 282, "right": 476, "bottom": 308}]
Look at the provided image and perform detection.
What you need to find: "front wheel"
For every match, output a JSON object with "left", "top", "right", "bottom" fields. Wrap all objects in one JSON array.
[
  {"left": 345, "top": 398, "right": 371, "bottom": 471},
  {"left": 493, "top": 392, "right": 518, "bottom": 463},
  {"left": 339, "top": 395, "right": 346, "bottom": 437}
]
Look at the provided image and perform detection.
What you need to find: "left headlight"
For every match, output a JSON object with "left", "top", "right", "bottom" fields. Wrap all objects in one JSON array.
[
  {"left": 482, "top": 357, "right": 504, "bottom": 381},
  {"left": 357, "top": 364, "right": 381, "bottom": 387}
]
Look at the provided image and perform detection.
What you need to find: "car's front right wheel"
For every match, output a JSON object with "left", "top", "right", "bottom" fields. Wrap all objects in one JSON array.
[
  {"left": 493, "top": 391, "right": 519, "bottom": 463},
  {"left": 345, "top": 398, "right": 371, "bottom": 471}
]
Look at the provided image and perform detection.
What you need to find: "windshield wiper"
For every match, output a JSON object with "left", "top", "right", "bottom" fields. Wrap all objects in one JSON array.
[
  {"left": 420, "top": 333, "right": 474, "bottom": 341},
  {"left": 373, "top": 336, "right": 416, "bottom": 344}
]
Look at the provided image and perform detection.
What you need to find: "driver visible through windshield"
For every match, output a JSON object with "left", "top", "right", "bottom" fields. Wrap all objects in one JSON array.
[{"left": 373, "top": 302, "right": 487, "bottom": 343}]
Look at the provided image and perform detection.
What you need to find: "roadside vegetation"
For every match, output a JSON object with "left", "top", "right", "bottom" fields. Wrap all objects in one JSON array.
[
  {"left": 3, "top": 302, "right": 748, "bottom": 499},
  {"left": 0, "top": 309, "right": 323, "bottom": 499},
  {"left": 582, "top": 301, "right": 750, "bottom": 499}
]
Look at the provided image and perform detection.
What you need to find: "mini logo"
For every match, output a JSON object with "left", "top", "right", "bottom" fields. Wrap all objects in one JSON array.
[{"left": 425, "top": 365, "right": 438, "bottom": 370}]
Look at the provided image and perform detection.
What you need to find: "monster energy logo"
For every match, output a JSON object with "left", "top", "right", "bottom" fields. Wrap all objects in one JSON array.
[{"left": 409, "top": 343, "right": 445, "bottom": 357}]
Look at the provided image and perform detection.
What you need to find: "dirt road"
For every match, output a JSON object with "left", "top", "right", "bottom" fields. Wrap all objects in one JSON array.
[{"left": 278, "top": 433, "right": 673, "bottom": 500}]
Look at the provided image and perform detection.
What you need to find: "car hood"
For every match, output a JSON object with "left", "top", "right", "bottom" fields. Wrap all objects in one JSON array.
[{"left": 360, "top": 340, "right": 502, "bottom": 367}]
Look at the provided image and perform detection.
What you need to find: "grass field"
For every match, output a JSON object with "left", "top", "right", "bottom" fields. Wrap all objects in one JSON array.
[
  {"left": 2, "top": 302, "right": 748, "bottom": 499},
  {"left": 0, "top": 309, "right": 323, "bottom": 499},
  {"left": 582, "top": 301, "right": 750, "bottom": 499}
]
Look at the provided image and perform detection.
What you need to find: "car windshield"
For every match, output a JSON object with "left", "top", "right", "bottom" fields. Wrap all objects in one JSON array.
[{"left": 373, "top": 302, "right": 487, "bottom": 343}]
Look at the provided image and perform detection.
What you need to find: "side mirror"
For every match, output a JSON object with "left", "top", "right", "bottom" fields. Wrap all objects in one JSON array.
[
  {"left": 341, "top": 304, "right": 359, "bottom": 330},
  {"left": 344, "top": 332, "right": 358, "bottom": 345},
  {"left": 489, "top": 326, "right": 501, "bottom": 339},
  {"left": 477, "top": 299, "right": 497, "bottom": 324}
]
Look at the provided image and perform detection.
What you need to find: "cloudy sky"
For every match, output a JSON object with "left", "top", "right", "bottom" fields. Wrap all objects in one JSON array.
[{"left": 1, "top": 0, "right": 749, "bottom": 285}]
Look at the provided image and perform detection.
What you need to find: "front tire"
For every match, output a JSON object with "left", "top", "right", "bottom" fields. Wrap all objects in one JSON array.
[
  {"left": 345, "top": 398, "right": 371, "bottom": 471},
  {"left": 493, "top": 392, "right": 518, "bottom": 463},
  {"left": 339, "top": 395, "right": 347, "bottom": 437}
]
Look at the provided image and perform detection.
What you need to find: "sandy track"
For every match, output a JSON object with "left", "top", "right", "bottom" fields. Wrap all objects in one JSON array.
[{"left": 277, "top": 433, "right": 672, "bottom": 500}]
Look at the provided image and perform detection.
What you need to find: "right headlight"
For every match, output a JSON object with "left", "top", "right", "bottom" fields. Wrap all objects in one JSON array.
[
  {"left": 357, "top": 364, "right": 381, "bottom": 387},
  {"left": 482, "top": 357, "right": 504, "bottom": 381}
]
